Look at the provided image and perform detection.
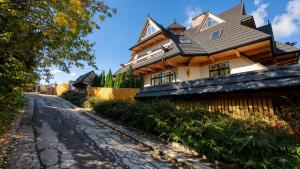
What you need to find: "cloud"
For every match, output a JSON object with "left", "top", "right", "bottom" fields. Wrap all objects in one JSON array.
[
  {"left": 272, "top": 0, "right": 300, "bottom": 38},
  {"left": 254, "top": 0, "right": 262, "bottom": 6},
  {"left": 70, "top": 72, "right": 76, "bottom": 76},
  {"left": 251, "top": 2, "right": 269, "bottom": 27},
  {"left": 51, "top": 69, "right": 62, "bottom": 75},
  {"left": 184, "top": 6, "right": 202, "bottom": 27}
]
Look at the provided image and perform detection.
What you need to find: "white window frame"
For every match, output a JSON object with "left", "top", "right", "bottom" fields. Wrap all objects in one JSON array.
[
  {"left": 141, "top": 20, "right": 160, "bottom": 39},
  {"left": 210, "top": 30, "right": 223, "bottom": 40},
  {"left": 201, "top": 13, "right": 225, "bottom": 31}
]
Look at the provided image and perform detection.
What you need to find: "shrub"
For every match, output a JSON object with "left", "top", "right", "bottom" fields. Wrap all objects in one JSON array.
[
  {"left": 0, "top": 96, "right": 27, "bottom": 136},
  {"left": 60, "top": 90, "right": 87, "bottom": 107},
  {"left": 92, "top": 99, "right": 300, "bottom": 169}
]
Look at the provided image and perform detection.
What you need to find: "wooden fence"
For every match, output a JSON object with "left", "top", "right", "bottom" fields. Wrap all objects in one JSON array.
[
  {"left": 171, "top": 93, "right": 300, "bottom": 118},
  {"left": 88, "top": 87, "right": 139, "bottom": 101},
  {"left": 55, "top": 83, "right": 70, "bottom": 96}
]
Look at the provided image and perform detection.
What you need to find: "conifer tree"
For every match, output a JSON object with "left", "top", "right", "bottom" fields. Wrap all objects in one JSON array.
[
  {"left": 100, "top": 70, "right": 106, "bottom": 87},
  {"left": 105, "top": 69, "right": 113, "bottom": 87}
]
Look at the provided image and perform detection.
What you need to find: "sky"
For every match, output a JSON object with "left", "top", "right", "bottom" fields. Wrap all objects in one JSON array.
[{"left": 47, "top": 0, "right": 300, "bottom": 84}]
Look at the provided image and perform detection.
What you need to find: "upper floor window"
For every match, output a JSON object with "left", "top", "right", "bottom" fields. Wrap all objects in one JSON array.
[
  {"left": 209, "top": 62, "right": 230, "bottom": 78},
  {"left": 202, "top": 17, "right": 220, "bottom": 30},
  {"left": 179, "top": 38, "right": 191, "bottom": 44},
  {"left": 151, "top": 70, "right": 174, "bottom": 86},
  {"left": 143, "top": 24, "right": 158, "bottom": 38},
  {"left": 210, "top": 30, "right": 222, "bottom": 40}
]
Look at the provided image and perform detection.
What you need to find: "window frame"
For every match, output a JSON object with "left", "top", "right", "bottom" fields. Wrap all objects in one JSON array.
[
  {"left": 151, "top": 70, "right": 175, "bottom": 86},
  {"left": 143, "top": 24, "right": 158, "bottom": 39},
  {"left": 210, "top": 30, "right": 222, "bottom": 40},
  {"left": 201, "top": 16, "right": 220, "bottom": 30},
  {"left": 209, "top": 61, "right": 230, "bottom": 78}
]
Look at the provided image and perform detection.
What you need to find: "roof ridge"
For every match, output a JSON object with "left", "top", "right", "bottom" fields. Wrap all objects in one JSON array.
[{"left": 218, "top": 3, "right": 244, "bottom": 17}]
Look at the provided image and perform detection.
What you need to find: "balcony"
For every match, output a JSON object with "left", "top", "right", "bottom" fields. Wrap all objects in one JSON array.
[{"left": 124, "top": 49, "right": 165, "bottom": 67}]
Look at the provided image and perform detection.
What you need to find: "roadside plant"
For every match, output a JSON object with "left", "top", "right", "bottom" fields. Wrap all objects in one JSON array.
[{"left": 90, "top": 99, "right": 300, "bottom": 169}]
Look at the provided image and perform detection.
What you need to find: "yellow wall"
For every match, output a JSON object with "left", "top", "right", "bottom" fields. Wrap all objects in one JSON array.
[
  {"left": 88, "top": 87, "right": 139, "bottom": 101},
  {"left": 55, "top": 83, "right": 70, "bottom": 96}
]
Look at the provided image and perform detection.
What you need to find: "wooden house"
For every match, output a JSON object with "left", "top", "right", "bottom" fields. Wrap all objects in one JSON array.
[
  {"left": 118, "top": 3, "right": 300, "bottom": 115},
  {"left": 72, "top": 71, "right": 96, "bottom": 93}
]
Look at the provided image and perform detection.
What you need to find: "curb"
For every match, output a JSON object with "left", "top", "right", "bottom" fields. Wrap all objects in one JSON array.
[{"left": 80, "top": 110, "right": 212, "bottom": 169}]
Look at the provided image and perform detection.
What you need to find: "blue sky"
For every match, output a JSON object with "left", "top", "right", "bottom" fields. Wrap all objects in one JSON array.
[{"left": 47, "top": 0, "right": 300, "bottom": 84}]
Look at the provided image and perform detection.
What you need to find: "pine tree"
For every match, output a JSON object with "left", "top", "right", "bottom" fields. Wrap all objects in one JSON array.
[
  {"left": 100, "top": 70, "right": 105, "bottom": 87},
  {"left": 105, "top": 69, "right": 113, "bottom": 87},
  {"left": 94, "top": 75, "right": 101, "bottom": 87},
  {"left": 114, "top": 73, "right": 120, "bottom": 88}
]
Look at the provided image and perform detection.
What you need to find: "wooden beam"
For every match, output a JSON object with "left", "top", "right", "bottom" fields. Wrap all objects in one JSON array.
[
  {"left": 142, "top": 67, "right": 156, "bottom": 73},
  {"left": 209, "top": 56, "right": 216, "bottom": 62},
  {"left": 188, "top": 57, "right": 196, "bottom": 66},
  {"left": 235, "top": 50, "right": 241, "bottom": 57},
  {"left": 154, "top": 64, "right": 166, "bottom": 70},
  {"left": 165, "top": 60, "right": 178, "bottom": 67}
]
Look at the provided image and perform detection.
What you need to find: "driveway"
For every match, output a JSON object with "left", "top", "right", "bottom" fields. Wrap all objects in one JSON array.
[{"left": 5, "top": 94, "right": 177, "bottom": 169}]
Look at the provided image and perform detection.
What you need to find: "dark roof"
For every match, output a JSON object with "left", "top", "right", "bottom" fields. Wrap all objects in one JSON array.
[
  {"left": 167, "top": 21, "right": 186, "bottom": 30},
  {"left": 183, "top": 3, "right": 272, "bottom": 54},
  {"left": 257, "top": 24, "right": 273, "bottom": 36},
  {"left": 136, "top": 64, "right": 300, "bottom": 98},
  {"left": 275, "top": 42, "right": 300, "bottom": 56},
  {"left": 73, "top": 71, "right": 96, "bottom": 86},
  {"left": 120, "top": 3, "right": 300, "bottom": 73}
]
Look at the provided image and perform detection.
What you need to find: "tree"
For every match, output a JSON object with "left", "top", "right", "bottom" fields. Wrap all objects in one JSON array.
[
  {"left": 0, "top": 1, "right": 116, "bottom": 110},
  {"left": 113, "top": 73, "right": 120, "bottom": 88},
  {"left": 104, "top": 69, "right": 113, "bottom": 87},
  {"left": 93, "top": 75, "right": 101, "bottom": 87},
  {"left": 100, "top": 70, "right": 106, "bottom": 87}
]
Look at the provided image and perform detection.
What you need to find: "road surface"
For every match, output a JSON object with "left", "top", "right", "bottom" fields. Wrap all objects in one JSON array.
[{"left": 5, "top": 94, "right": 178, "bottom": 169}]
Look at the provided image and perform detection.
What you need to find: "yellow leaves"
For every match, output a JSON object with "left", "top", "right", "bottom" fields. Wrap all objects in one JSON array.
[
  {"left": 55, "top": 12, "right": 68, "bottom": 26},
  {"left": 70, "top": 0, "right": 84, "bottom": 14},
  {"left": 42, "top": 31, "right": 50, "bottom": 36},
  {"left": 71, "top": 27, "right": 77, "bottom": 34}
]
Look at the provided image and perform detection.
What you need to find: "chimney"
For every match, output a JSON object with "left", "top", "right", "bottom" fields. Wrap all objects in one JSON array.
[{"left": 192, "top": 13, "right": 207, "bottom": 28}]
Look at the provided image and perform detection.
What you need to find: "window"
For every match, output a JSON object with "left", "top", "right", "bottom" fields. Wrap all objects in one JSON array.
[
  {"left": 202, "top": 17, "right": 220, "bottom": 30},
  {"left": 209, "top": 62, "right": 230, "bottom": 78},
  {"left": 151, "top": 70, "right": 174, "bottom": 86},
  {"left": 210, "top": 30, "right": 222, "bottom": 40},
  {"left": 143, "top": 24, "right": 157, "bottom": 38},
  {"left": 179, "top": 39, "right": 191, "bottom": 44}
]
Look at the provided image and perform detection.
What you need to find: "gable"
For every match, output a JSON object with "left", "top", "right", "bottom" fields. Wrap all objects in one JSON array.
[
  {"left": 140, "top": 19, "right": 161, "bottom": 40},
  {"left": 200, "top": 13, "right": 225, "bottom": 31}
]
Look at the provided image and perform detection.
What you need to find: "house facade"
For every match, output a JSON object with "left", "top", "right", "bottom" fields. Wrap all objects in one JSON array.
[{"left": 119, "top": 3, "right": 299, "bottom": 88}]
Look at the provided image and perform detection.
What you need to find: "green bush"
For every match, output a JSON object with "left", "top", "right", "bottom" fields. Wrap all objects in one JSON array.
[
  {"left": 60, "top": 90, "right": 87, "bottom": 107},
  {"left": 92, "top": 100, "right": 300, "bottom": 169}
]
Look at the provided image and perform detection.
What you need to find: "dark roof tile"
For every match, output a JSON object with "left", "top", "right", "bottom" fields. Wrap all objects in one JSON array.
[{"left": 136, "top": 64, "right": 300, "bottom": 98}]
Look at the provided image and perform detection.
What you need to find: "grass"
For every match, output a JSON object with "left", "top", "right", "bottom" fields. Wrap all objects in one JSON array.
[
  {"left": 0, "top": 96, "right": 27, "bottom": 136},
  {"left": 60, "top": 90, "right": 87, "bottom": 107}
]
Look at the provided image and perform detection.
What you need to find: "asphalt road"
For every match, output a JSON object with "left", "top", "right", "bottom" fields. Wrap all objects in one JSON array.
[{"left": 5, "top": 94, "right": 177, "bottom": 169}]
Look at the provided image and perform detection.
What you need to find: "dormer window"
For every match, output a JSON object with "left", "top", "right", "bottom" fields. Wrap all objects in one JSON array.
[
  {"left": 179, "top": 39, "right": 191, "bottom": 44},
  {"left": 210, "top": 30, "right": 222, "bottom": 40},
  {"left": 143, "top": 24, "right": 158, "bottom": 39},
  {"left": 202, "top": 17, "right": 220, "bottom": 30}
]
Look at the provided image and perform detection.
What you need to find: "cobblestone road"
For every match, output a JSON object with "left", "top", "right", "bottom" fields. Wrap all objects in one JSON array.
[{"left": 5, "top": 94, "right": 178, "bottom": 169}]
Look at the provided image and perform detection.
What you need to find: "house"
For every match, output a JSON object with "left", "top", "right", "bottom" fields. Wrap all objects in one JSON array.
[
  {"left": 119, "top": 3, "right": 299, "bottom": 88},
  {"left": 118, "top": 3, "right": 300, "bottom": 114},
  {"left": 72, "top": 71, "right": 96, "bottom": 92}
]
